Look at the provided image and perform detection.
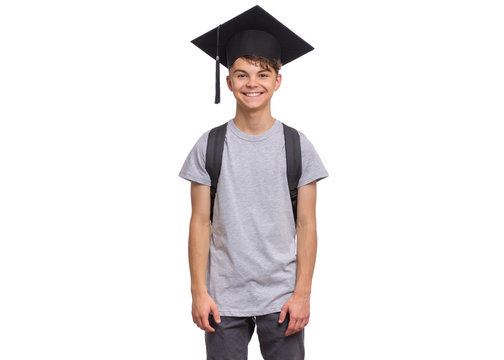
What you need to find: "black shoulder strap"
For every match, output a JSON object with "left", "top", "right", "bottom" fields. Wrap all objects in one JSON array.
[
  {"left": 205, "top": 122, "right": 228, "bottom": 223},
  {"left": 283, "top": 123, "right": 302, "bottom": 226}
]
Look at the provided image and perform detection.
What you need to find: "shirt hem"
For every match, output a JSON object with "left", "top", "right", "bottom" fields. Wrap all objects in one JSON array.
[
  {"left": 178, "top": 172, "right": 211, "bottom": 187},
  {"left": 298, "top": 174, "right": 329, "bottom": 188},
  {"left": 217, "top": 305, "right": 284, "bottom": 317}
]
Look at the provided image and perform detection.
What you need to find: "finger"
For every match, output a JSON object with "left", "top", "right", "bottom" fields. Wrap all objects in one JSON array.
[
  {"left": 285, "top": 316, "right": 296, "bottom": 336},
  {"left": 295, "top": 317, "right": 306, "bottom": 332},
  {"left": 288, "top": 318, "right": 305, "bottom": 336},
  {"left": 211, "top": 304, "right": 221, "bottom": 324},
  {"left": 201, "top": 320, "right": 215, "bottom": 332},
  {"left": 296, "top": 318, "right": 305, "bottom": 332},
  {"left": 278, "top": 305, "right": 288, "bottom": 324},
  {"left": 303, "top": 315, "right": 310, "bottom": 328},
  {"left": 192, "top": 312, "right": 200, "bottom": 327},
  {"left": 201, "top": 315, "right": 215, "bottom": 333},
  {"left": 293, "top": 319, "right": 302, "bottom": 334}
]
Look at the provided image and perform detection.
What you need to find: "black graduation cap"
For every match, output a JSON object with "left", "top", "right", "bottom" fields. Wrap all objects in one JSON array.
[{"left": 191, "top": 5, "right": 314, "bottom": 104}]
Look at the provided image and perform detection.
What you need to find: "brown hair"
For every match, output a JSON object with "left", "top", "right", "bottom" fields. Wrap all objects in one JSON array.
[{"left": 240, "top": 55, "right": 282, "bottom": 74}]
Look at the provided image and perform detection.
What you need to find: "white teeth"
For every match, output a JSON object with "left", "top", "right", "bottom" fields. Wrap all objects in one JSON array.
[{"left": 244, "top": 92, "right": 262, "bottom": 97}]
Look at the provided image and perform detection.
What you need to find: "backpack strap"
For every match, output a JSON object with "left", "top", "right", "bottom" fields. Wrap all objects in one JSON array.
[
  {"left": 283, "top": 123, "right": 302, "bottom": 226},
  {"left": 205, "top": 122, "right": 228, "bottom": 223}
]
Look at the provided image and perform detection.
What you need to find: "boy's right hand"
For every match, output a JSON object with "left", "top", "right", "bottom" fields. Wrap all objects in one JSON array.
[{"left": 191, "top": 291, "right": 221, "bottom": 332}]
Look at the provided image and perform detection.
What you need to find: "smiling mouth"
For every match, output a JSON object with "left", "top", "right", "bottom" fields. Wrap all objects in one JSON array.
[{"left": 242, "top": 92, "right": 264, "bottom": 97}]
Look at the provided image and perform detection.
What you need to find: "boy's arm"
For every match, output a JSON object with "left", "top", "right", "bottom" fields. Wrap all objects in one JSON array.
[
  {"left": 279, "top": 180, "right": 318, "bottom": 336},
  {"left": 293, "top": 180, "right": 318, "bottom": 297},
  {"left": 188, "top": 181, "right": 221, "bottom": 332}
]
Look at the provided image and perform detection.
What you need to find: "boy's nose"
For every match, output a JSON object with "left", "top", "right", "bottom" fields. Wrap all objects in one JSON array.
[{"left": 246, "top": 76, "right": 259, "bottom": 87}]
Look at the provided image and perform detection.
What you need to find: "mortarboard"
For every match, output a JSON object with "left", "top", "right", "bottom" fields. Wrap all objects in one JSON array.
[{"left": 191, "top": 5, "right": 314, "bottom": 104}]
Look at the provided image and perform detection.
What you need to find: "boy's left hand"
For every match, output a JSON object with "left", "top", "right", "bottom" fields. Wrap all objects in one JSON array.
[{"left": 278, "top": 292, "right": 310, "bottom": 336}]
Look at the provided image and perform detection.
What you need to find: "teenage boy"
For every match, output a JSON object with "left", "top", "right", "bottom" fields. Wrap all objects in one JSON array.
[{"left": 179, "top": 6, "right": 329, "bottom": 360}]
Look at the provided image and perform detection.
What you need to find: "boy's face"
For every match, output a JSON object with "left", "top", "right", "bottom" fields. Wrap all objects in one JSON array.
[{"left": 226, "top": 57, "right": 282, "bottom": 112}]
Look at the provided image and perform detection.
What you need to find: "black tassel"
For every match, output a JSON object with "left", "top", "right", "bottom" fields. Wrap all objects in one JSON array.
[
  {"left": 215, "top": 25, "right": 221, "bottom": 104},
  {"left": 215, "top": 56, "right": 220, "bottom": 104}
]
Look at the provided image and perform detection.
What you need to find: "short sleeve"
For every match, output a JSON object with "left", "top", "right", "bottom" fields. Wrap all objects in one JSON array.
[
  {"left": 178, "top": 130, "right": 212, "bottom": 186},
  {"left": 297, "top": 131, "right": 329, "bottom": 188}
]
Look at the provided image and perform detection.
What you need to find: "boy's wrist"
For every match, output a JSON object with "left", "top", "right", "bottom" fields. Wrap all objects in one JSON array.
[
  {"left": 191, "top": 286, "right": 208, "bottom": 297},
  {"left": 293, "top": 287, "right": 311, "bottom": 298}
]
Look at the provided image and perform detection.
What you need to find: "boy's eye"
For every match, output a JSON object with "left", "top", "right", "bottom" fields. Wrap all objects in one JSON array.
[
  {"left": 237, "top": 74, "right": 246, "bottom": 78},
  {"left": 259, "top": 74, "right": 268, "bottom": 78}
]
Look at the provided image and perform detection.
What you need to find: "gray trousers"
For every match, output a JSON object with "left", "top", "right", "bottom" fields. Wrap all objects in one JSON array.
[{"left": 205, "top": 312, "right": 304, "bottom": 360}]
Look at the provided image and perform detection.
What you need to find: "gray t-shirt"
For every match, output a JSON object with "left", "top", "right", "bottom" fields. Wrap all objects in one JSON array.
[{"left": 179, "top": 119, "right": 329, "bottom": 316}]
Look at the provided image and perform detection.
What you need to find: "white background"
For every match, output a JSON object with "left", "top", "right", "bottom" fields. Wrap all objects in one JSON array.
[{"left": 1, "top": 0, "right": 503, "bottom": 359}]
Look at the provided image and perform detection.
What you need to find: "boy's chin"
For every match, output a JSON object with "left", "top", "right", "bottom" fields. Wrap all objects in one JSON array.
[{"left": 237, "top": 101, "right": 268, "bottom": 111}]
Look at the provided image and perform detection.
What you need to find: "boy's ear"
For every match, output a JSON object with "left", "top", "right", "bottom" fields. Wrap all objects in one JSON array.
[
  {"left": 274, "top": 73, "right": 282, "bottom": 91},
  {"left": 226, "top": 75, "right": 233, "bottom": 91}
]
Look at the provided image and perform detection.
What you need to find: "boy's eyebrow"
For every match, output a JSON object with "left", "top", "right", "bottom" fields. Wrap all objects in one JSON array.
[{"left": 232, "top": 68, "right": 272, "bottom": 74}]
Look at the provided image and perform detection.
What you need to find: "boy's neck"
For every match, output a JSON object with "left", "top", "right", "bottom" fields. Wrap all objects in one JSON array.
[{"left": 233, "top": 106, "right": 275, "bottom": 136}]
